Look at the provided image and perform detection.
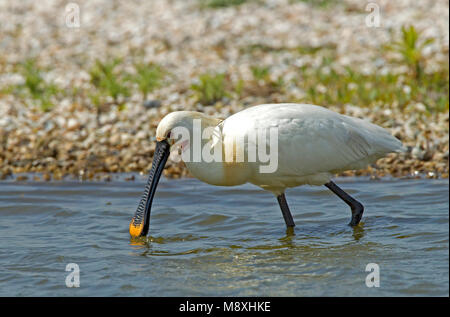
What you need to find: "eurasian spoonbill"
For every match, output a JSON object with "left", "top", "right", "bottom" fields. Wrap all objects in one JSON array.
[{"left": 129, "top": 103, "right": 404, "bottom": 237}]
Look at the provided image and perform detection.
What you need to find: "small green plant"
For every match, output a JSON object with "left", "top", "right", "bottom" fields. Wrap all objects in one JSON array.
[
  {"left": 386, "top": 25, "right": 435, "bottom": 79},
  {"left": 199, "top": 0, "right": 248, "bottom": 8},
  {"left": 191, "top": 73, "right": 230, "bottom": 105},
  {"left": 233, "top": 78, "right": 245, "bottom": 98},
  {"left": 242, "top": 65, "right": 284, "bottom": 97},
  {"left": 251, "top": 66, "right": 270, "bottom": 82},
  {"left": 295, "top": 56, "right": 448, "bottom": 113},
  {"left": 130, "top": 62, "right": 164, "bottom": 101},
  {"left": 290, "top": 0, "right": 336, "bottom": 7},
  {"left": 89, "top": 58, "right": 130, "bottom": 105},
  {"left": 18, "top": 58, "right": 59, "bottom": 111},
  {"left": 240, "top": 43, "right": 337, "bottom": 58},
  {"left": 21, "top": 59, "right": 45, "bottom": 97}
]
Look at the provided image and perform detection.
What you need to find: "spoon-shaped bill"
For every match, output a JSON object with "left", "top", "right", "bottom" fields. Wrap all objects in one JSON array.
[{"left": 129, "top": 140, "right": 170, "bottom": 237}]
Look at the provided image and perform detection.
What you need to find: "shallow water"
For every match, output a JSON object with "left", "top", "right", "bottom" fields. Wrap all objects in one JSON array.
[{"left": 0, "top": 175, "right": 448, "bottom": 296}]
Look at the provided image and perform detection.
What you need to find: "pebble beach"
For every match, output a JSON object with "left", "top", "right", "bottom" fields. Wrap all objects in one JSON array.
[{"left": 0, "top": 0, "right": 448, "bottom": 181}]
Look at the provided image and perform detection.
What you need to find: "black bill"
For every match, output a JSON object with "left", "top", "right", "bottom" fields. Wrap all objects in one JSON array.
[{"left": 129, "top": 140, "right": 170, "bottom": 237}]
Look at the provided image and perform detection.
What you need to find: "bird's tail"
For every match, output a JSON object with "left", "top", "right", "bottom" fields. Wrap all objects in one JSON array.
[{"left": 347, "top": 116, "right": 405, "bottom": 155}]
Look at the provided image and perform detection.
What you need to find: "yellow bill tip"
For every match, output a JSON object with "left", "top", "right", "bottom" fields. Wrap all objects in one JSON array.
[{"left": 129, "top": 219, "right": 144, "bottom": 237}]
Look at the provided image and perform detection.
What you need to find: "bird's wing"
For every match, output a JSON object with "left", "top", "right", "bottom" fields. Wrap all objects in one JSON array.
[
  {"left": 223, "top": 104, "right": 403, "bottom": 176},
  {"left": 276, "top": 113, "right": 403, "bottom": 176}
]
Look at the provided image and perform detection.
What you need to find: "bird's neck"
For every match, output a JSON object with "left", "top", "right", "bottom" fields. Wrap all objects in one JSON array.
[{"left": 182, "top": 116, "right": 251, "bottom": 187}]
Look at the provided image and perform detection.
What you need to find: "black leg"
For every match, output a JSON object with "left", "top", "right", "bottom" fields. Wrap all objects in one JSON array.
[
  {"left": 276, "top": 193, "right": 296, "bottom": 228},
  {"left": 324, "top": 181, "right": 364, "bottom": 226}
]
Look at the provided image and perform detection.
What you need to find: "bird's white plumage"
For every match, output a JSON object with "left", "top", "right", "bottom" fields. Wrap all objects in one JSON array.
[
  {"left": 156, "top": 103, "right": 403, "bottom": 195},
  {"left": 219, "top": 104, "right": 403, "bottom": 193}
]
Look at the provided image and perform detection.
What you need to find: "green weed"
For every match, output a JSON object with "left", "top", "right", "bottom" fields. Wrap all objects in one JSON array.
[
  {"left": 251, "top": 66, "right": 271, "bottom": 82},
  {"left": 199, "top": 0, "right": 248, "bottom": 8},
  {"left": 89, "top": 58, "right": 130, "bottom": 105},
  {"left": 17, "top": 58, "right": 60, "bottom": 111},
  {"left": 191, "top": 73, "right": 230, "bottom": 105},
  {"left": 386, "top": 25, "right": 435, "bottom": 79},
  {"left": 295, "top": 59, "right": 448, "bottom": 113},
  {"left": 130, "top": 62, "right": 165, "bottom": 101},
  {"left": 290, "top": 0, "right": 337, "bottom": 8}
]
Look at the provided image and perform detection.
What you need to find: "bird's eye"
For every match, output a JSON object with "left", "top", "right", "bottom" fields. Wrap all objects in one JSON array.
[{"left": 167, "top": 131, "right": 172, "bottom": 139}]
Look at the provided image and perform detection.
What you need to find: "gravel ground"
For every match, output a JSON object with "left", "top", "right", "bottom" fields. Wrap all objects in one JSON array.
[{"left": 0, "top": 0, "right": 448, "bottom": 181}]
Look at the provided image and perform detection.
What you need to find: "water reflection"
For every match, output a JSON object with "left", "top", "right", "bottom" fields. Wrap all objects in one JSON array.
[
  {"left": 352, "top": 223, "right": 365, "bottom": 241},
  {"left": 278, "top": 227, "right": 296, "bottom": 247},
  {"left": 129, "top": 236, "right": 153, "bottom": 257},
  {"left": 129, "top": 236, "right": 149, "bottom": 247}
]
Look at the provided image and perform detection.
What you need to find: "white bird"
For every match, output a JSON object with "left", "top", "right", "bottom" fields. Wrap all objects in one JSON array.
[{"left": 129, "top": 103, "right": 404, "bottom": 237}]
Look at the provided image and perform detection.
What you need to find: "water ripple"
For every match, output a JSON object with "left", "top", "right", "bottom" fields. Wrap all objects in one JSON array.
[{"left": 0, "top": 175, "right": 448, "bottom": 296}]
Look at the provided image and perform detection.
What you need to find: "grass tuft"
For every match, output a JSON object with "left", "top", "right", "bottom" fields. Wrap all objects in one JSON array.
[
  {"left": 191, "top": 72, "right": 231, "bottom": 105},
  {"left": 295, "top": 59, "right": 448, "bottom": 113},
  {"left": 130, "top": 62, "right": 165, "bottom": 101},
  {"left": 88, "top": 58, "right": 130, "bottom": 106},
  {"left": 199, "top": 0, "right": 248, "bottom": 8},
  {"left": 386, "top": 25, "right": 436, "bottom": 79},
  {"left": 17, "top": 58, "right": 59, "bottom": 112}
]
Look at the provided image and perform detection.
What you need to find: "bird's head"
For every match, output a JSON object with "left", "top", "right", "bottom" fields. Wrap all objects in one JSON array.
[
  {"left": 154, "top": 111, "right": 199, "bottom": 144},
  {"left": 129, "top": 111, "right": 221, "bottom": 238}
]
